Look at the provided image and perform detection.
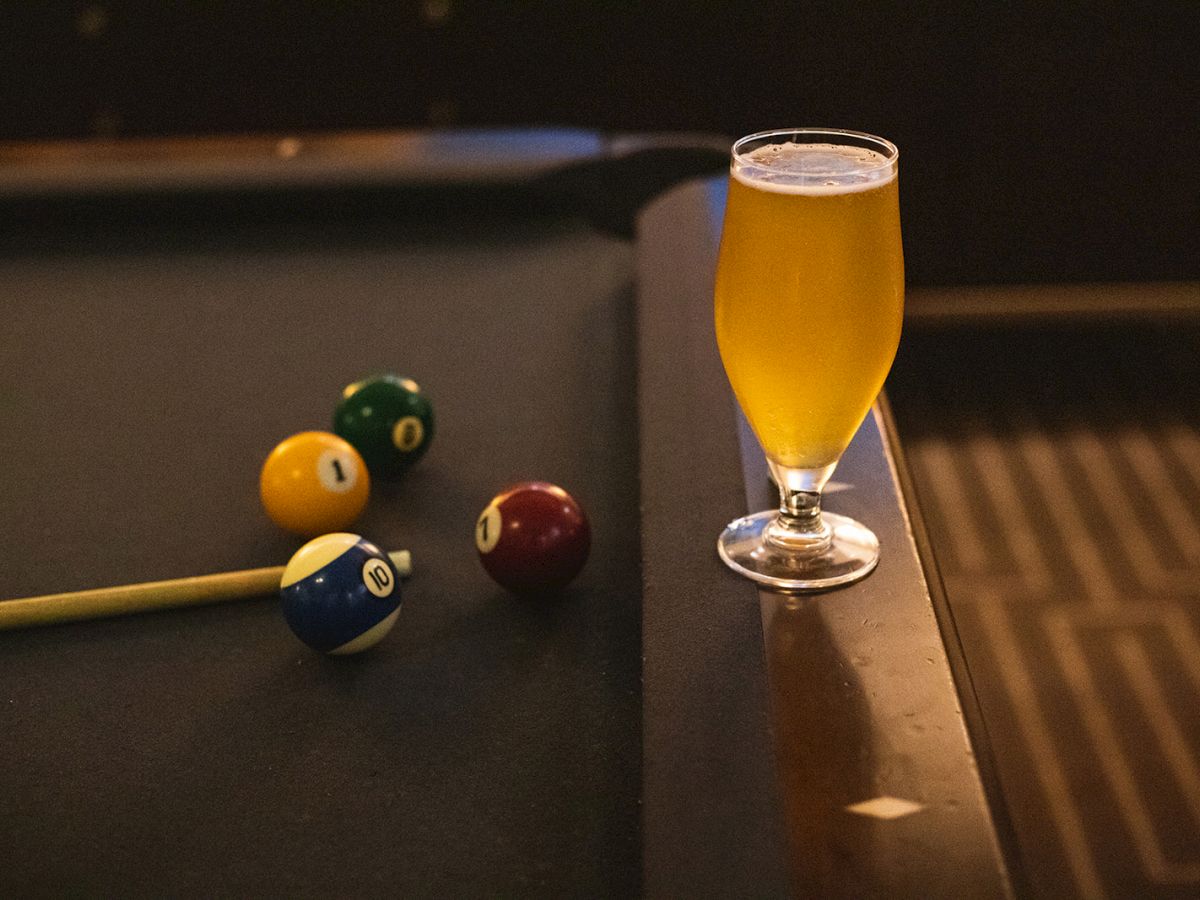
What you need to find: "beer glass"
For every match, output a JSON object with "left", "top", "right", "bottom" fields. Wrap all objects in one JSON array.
[{"left": 714, "top": 128, "right": 903, "bottom": 590}]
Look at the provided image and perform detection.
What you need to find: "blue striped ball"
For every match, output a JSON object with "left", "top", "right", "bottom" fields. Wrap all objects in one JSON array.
[{"left": 280, "top": 533, "right": 402, "bottom": 654}]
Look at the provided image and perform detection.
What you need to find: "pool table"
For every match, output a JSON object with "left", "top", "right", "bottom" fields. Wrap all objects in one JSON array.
[{"left": 0, "top": 129, "right": 1013, "bottom": 897}]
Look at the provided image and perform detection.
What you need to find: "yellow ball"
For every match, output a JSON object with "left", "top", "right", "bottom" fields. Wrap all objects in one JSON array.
[{"left": 259, "top": 431, "right": 370, "bottom": 536}]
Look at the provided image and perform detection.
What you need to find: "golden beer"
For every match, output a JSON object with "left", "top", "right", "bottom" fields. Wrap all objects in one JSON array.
[{"left": 714, "top": 143, "right": 904, "bottom": 470}]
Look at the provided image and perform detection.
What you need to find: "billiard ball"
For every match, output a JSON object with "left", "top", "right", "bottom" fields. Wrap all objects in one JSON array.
[
  {"left": 334, "top": 374, "right": 434, "bottom": 478},
  {"left": 475, "top": 481, "right": 590, "bottom": 594},
  {"left": 260, "top": 431, "right": 370, "bottom": 536},
  {"left": 279, "top": 533, "right": 403, "bottom": 654}
]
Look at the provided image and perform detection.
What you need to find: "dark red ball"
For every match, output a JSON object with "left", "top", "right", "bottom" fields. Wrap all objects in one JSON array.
[{"left": 475, "top": 481, "right": 591, "bottom": 594}]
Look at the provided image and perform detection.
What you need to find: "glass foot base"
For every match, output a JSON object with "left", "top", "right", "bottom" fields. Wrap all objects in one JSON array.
[{"left": 717, "top": 510, "right": 879, "bottom": 591}]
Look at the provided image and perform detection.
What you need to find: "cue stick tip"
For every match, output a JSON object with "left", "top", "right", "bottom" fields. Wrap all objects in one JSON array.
[{"left": 388, "top": 550, "right": 413, "bottom": 577}]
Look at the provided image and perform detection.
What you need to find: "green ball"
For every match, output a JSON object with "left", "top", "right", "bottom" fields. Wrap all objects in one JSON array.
[{"left": 334, "top": 374, "right": 434, "bottom": 478}]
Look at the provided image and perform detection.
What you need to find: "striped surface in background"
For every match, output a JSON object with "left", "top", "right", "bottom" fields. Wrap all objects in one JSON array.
[{"left": 889, "top": 321, "right": 1200, "bottom": 899}]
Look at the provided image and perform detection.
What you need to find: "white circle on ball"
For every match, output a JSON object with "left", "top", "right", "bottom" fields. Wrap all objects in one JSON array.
[
  {"left": 476, "top": 504, "right": 502, "bottom": 554},
  {"left": 317, "top": 449, "right": 359, "bottom": 493},
  {"left": 392, "top": 416, "right": 425, "bottom": 452},
  {"left": 361, "top": 558, "right": 396, "bottom": 598}
]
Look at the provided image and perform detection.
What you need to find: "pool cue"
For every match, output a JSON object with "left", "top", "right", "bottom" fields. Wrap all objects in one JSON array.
[{"left": 0, "top": 550, "right": 412, "bottom": 632}]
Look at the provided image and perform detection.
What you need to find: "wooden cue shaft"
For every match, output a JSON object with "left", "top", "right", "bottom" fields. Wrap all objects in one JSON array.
[{"left": 0, "top": 550, "right": 412, "bottom": 632}]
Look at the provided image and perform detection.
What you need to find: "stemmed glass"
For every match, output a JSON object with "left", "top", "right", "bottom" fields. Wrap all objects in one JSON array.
[{"left": 714, "top": 128, "right": 904, "bottom": 590}]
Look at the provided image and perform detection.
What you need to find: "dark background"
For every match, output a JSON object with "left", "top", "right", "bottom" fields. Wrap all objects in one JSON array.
[{"left": 1, "top": 1, "right": 1197, "bottom": 286}]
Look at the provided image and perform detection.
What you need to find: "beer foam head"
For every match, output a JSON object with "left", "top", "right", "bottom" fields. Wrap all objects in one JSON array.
[{"left": 732, "top": 141, "right": 896, "bottom": 195}]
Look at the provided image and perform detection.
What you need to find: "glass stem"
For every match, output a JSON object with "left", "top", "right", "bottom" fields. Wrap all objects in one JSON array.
[
  {"left": 764, "top": 459, "right": 837, "bottom": 556},
  {"left": 780, "top": 487, "right": 824, "bottom": 532}
]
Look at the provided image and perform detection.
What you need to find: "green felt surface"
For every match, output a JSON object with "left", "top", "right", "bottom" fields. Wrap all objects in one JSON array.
[{"left": 0, "top": 197, "right": 642, "bottom": 896}]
